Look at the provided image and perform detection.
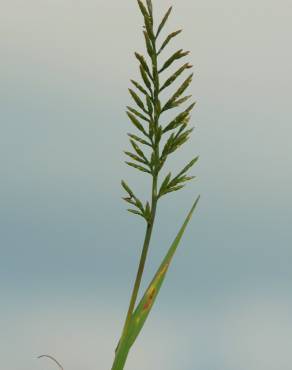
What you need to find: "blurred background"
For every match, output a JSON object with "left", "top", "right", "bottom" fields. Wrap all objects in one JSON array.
[{"left": 1, "top": 1, "right": 291, "bottom": 369}]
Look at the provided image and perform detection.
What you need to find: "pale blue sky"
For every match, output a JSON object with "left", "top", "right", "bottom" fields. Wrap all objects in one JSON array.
[{"left": 1, "top": 1, "right": 292, "bottom": 369}]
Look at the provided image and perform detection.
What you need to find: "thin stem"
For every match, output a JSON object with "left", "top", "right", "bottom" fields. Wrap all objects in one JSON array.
[
  {"left": 110, "top": 342, "right": 130, "bottom": 370},
  {"left": 38, "top": 355, "right": 63, "bottom": 370},
  {"left": 121, "top": 176, "right": 157, "bottom": 336},
  {"left": 111, "top": 178, "right": 157, "bottom": 370},
  {"left": 111, "top": 5, "right": 161, "bottom": 370}
]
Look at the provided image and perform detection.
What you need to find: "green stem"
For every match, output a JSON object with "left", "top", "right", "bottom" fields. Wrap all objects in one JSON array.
[
  {"left": 111, "top": 177, "right": 157, "bottom": 370},
  {"left": 111, "top": 7, "right": 160, "bottom": 370},
  {"left": 110, "top": 339, "right": 130, "bottom": 370},
  {"left": 121, "top": 175, "right": 157, "bottom": 336}
]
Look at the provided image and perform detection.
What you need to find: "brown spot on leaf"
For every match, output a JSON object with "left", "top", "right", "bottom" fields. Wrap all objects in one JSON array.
[{"left": 143, "top": 286, "right": 156, "bottom": 311}]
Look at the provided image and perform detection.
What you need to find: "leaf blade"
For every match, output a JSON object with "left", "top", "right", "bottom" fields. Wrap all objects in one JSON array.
[
  {"left": 135, "top": 52, "right": 153, "bottom": 81},
  {"left": 125, "top": 161, "right": 151, "bottom": 174},
  {"left": 126, "top": 197, "right": 200, "bottom": 348},
  {"left": 129, "top": 88, "right": 147, "bottom": 112},
  {"left": 159, "top": 49, "right": 190, "bottom": 74},
  {"left": 160, "top": 63, "right": 192, "bottom": 92},
  {"left": 126, "top": 111, "right": 148, "bottom": 137},
  {"left": 158, "top": 29, "right": 182, "bottom": 55},
  {"left": 162, "top": 73, "right": 193, "bottom": 111},
  {"left": 127, "top": 133, "right": 152, "bottom": 147},
  {"left": 146, "top": 0, "right": 153, "bottom": 17},
  {"left": 156, "top": 6, "right": 172, "bottom": 38},
  {"left": 131, "top": 79, "right": 148, "bottom": 97},
  {"left": 127, "top": 106, "right": 149, "bottom": 123}
]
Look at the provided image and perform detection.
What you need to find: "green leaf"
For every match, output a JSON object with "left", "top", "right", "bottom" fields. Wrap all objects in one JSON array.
[
  {"left": 130, "top": 139, "right": 147, "bottom": 159},
  {"left": 146, "top": 0, "right": 153, "bottom": 17},
  {"left": 127, "top": 111, "right": 148, "bottom": 136},
  {"left": 161, "top": 132, "right": 175, "bottom": 157},
  {"left": 172, "top": 73, "right": 193, "bottom": 100},
  {"left": 174, "top": 175, "right": 195, "bottom": 185},
  {"left": 143, "top": 31, "right": 154, "bottom": 58},
  {"left": 129, "top": 89, "right": 147, "bottom": 112},
  {"left": 163, "top": 109, "right": 190, "bottom": 133},
  {"left": 162, "top": 102, "right": 196, "bottom": 133},
  {"left": 122, "top": 192, "right": 146, "bottom": 219},
  {"left": 123, "top": 196, "right": 136, "bottom": 206},
  {"left": 126, "top": 197, "right": 200, "bottom": 348},
  {"left": 135, "top": 52, "right": 153, "bottom": 80},
  {"left": 172, "top": 95, "right": 192, "bottom": 106},
  {"left": 163, "top": 184, "right": 185, "bottom": 195},
  {"left": 156, "top": 6, "right": 172, "bottom": 38},
  {"left": 160, "top": 134, "right": 191, "bottom": 169},
  {"left": 124, "top": 151, "right": 148, "bottom": 165},
  {"left": 158, "top": 172, "right": 171, "bottom": 197},
  {"left": 121, "top": 180, "right": 134, "bottom": 197},
  {"left": 163, "top": 128, "right": 194, "bottom": 157},
  {"left": 127, "top": 106, "right": 149, "bottom": 122},
  {"left": 133, "top": 197, "right": 144, "bottom": 212},
  {"left": 139, "top": 65, "right": 152, "bottom": 93},
  {"left": 146, "top": 95, "right": 153, "bottom": 116},
  {"left": 126, "top": 161, "right": 151, "bottom": 174},
  {"left": 158, "top": 30, "right": 182, "bottom": 55},
  {"left": 137, "top": 1, "right": 154, "bottom": 42},
  {"left": 174, "top": 157, "right": 199, "bottom": 179},
  {"left": 164, "top": 95, "right": 192, "bottom": 111},
  {"left": 159, "top": 49, "right": 190, "bottom": 73},
  {"left": 186, "top": 102, "right": 196, "bottom": 112},
  {"left": 137, "top": 0, "right": 150, "bottom": 19},
  {"left": 144, "top": 19, "right": 154, "bottom": 41},
  {"left": 127, "top": 208, "right": 144, "bottom": 218},
  {"left": 159, "top": 168, "right": 197, "bottom": 199},
  {"left": 160, "top": 63, "right": 192, "bottom": 92},
  {"left": 131, "top": 80, "right": 148, "bottom": 96},
  {"left": 123, "top": 188, "right": 145, "bottom": 213},
  {"left": 127, "top": 133, "right": 152, "bottom": 147},
  {"left": 162, "top": 73, "right": 193, "bottom": 111},
  {"left": 176, "top": 121, "right": 188, "bottom": 136},
  {"left": 169, "top": 128, "right": 194, "bottom": 153},
  {"left": 158, "top": 172, "right": 196, "bottom": 199}
]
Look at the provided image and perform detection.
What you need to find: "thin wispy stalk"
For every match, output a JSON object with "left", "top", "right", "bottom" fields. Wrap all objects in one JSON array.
[
  {"left": 38, "top": 355, "right": 64, "bottom": 370},
  {"left": 111, "top": 1, "right": 199, "bottom": 370}
]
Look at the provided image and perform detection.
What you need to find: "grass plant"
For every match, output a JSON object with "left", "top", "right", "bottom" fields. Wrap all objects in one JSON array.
[{"left": 111, "top": 1, "right": 199, "bottom": 369}]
